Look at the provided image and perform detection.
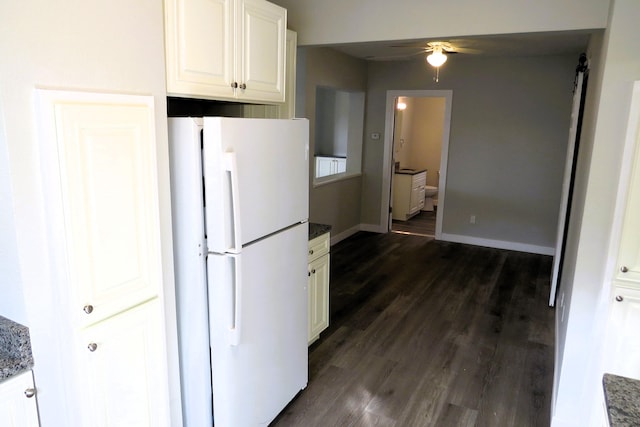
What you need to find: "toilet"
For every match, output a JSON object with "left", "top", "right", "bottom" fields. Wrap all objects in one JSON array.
[{"left": 422, "top": 185, "right": 438, "bottom": 211}]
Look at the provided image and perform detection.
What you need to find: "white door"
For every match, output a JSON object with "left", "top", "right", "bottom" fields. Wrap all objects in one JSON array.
[
  {"left": 238, "top": 0, "right": 286, "bottom": 102},
  {"left": 75, "top": 300, "right": 170, "bottom": 427},
  {"left": 202, "top": 117, "right": 309, "bottom": 251},
  {"left": 208, "top": 223, "right": 308, "bottom": 426}
]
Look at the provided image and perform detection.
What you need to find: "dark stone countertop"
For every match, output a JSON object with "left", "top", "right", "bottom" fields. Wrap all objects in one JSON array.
[
  {"left": 395, "top": 168, "right": 427, "bottom": 175},
  {"left": 604, "top": 373, "right": 640, "bottom": 426},
  {"left": 309, "top": 223, "right": 331, "bottom": 240},
  {"left": 0, "top": 316, "right": 34, "bottom": 382}
]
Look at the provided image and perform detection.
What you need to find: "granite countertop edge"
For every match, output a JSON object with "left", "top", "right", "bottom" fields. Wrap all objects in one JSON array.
[
  {"left": 395, "top": 169, "right": 427, "bottom": 176},
  {"left": 603, "top": 373, "right": 640, "bottom": 426},
  {"left": 309, "top": 222, "right": 331, "bottom": 240},
  {"left": 0, "top": 316, "right": 34, "bottom": 382}
]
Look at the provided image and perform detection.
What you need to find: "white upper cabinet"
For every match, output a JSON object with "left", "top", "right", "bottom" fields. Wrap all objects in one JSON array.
[{"left": 165, "top": 0, "right": 286, "bottom": 103}]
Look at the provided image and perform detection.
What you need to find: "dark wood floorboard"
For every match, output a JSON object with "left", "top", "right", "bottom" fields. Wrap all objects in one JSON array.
[
  {"left": 271, "top": 232, "right": 554, "bottom": 427},
  {"left": 392, "top": 210, "right": 436, "bottom": 236}
]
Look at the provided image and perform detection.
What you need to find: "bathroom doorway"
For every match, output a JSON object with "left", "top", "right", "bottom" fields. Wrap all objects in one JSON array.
[{"left": 382, "top": 90, "right": 452, "bottom": 238}]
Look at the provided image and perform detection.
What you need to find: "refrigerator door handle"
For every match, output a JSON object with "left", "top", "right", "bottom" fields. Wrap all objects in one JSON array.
[
  {"left": 229, "top": 254, "right": 242, "bottom": 346},
  {"left": 224, "top": 151, "right": 242, "bottom": 254}
]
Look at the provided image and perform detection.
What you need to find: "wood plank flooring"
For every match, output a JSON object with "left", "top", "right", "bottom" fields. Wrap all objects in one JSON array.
[
  {"left": 392, "top": 210, "right": 437, "bottom": 236},
  {"left": 271, "top": 232, "right": 554, "bottom": 427}
]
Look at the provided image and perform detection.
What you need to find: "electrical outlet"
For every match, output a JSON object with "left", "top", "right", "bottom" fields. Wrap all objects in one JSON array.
[{"left": 470, "top": 215, "right": 476, "bottom": 224}]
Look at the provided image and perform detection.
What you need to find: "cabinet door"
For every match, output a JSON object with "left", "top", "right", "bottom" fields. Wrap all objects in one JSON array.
[
  {"left": 74, "top": 300, "right": 170, "bottom": 427},
  {"left": 606, "top": 287, "right": 640, "bottom": 379},
  {"left": 165, "top": 0, "right": 235, "bottom": 99},
  {"left": 615, "top": 125, "right": 640, "bottom": 285},
  {"left": 0, "top": 371, "right": 39, "bottom": 427},
  {"left": 308, "top": 254, "right": 330, "bottom": 344},
  {"left": 51, "top": 96, "right": 162, "bottom": 327},
  {"left": 237, "top": 0, "right": 286, "bottom": 102}
]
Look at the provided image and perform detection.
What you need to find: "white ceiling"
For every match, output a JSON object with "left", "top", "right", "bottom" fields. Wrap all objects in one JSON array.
[{"left": 328, "top": 31, "right": 594, "bottom": 61}]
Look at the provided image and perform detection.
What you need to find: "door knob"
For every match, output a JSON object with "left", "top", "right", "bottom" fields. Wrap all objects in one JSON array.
[
  {"left": 239, "top": 83, "right": 247, "bottom": 90},
  {"left": 83, "top": 305, "right": 94, "bottom": 314},
  {"left": 616, "top": 295, "right": 624, "bottom": 302},
  {"left": 24, "top": 388, "right": 36, "bottom": 398},
  {"left": 621, "top": 266, "right": 629, "bottom": 273},
  {"left": 87, "top": 342, "right": 98, "bottom": 352},
  {"left": 231, "top": 82, "right": 238, "bottom": 89}
]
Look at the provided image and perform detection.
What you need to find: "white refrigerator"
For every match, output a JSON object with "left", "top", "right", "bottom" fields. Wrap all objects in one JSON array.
[{"left": 168, "top": 117, "right": 309, "bottom": 426}]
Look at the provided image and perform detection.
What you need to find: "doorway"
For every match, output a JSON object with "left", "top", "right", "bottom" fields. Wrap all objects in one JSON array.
[{"left": 381, "top": 90, "right": 453, "bottom": 239}]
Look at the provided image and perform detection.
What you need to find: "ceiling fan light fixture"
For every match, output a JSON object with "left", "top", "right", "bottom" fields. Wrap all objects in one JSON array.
[{"left": 426, "top": 47, "right": 447, "bottom": 67}]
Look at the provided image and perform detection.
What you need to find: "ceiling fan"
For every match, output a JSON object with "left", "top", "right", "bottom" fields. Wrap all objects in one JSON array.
[{"left": 388, "top": 40, "right": 481, "bottom": 82}]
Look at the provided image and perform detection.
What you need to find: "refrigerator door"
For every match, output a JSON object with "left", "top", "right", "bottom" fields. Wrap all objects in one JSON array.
[
  {"left": 208, "top": 222, "right": 308, "bottom": 426},
  {"left": 202, "top": 117, "right": 309, "bottom": 253},
  {"left": 167, "top": 117, "right": 214, "bottom": 426}
]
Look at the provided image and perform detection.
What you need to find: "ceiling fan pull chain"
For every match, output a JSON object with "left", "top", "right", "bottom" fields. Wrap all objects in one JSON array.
[{"left": 434, "top": 67, "right": 440, "bottom": 83}]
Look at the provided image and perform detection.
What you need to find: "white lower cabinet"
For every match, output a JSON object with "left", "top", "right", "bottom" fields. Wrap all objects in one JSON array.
[
  {"left": 0, "top": 371, "right": 39, "bottom": 427},
  {"left": 393, "top": 171, "right": 426, "bottom": 221},
  {"left": 308, "top": 232, "right": 330, "bottom": 344},
  {"left": 75, "top": 300, "right": 169, "bottom": 426}
]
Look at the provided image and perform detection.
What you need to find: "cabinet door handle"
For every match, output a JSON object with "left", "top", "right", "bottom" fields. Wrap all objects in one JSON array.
[
  {"left": 621, "top": 266, "right": 629, "bottom": 273},
  {"left": 239, "top": 83, "right": 246, "bottom": 90},
  {"left": 83, "top": 304, "right": 94, "bottom": 314},
  {"left": 87, "top": 342, "right": 98, "bottom": 352},
  {"left": 24, "top": 388, "right": 36, "bottom": 398},
  {"left": 231, "top": 82, "right": 238, "bottom": 89},
  {"left": 311, "top": 269, "right": 316, "bottom": 274},
  {"left": 309, "top": 249, "right": 314, "bottom": 255},
  {"left": 616, "top": 295, "right": 624, "bottom": 302}
]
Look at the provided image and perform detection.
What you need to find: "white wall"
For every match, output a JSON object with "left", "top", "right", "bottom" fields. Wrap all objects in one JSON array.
[
  {"left": 0, "top": 1, "right": 181, "bottom": 425},
  {"left": 552, "top": 0, "right": 640, "bottom": 425},
  {"left": 271, "top": 0, "right": 609, "bottom": 46},
  {"left": 364, "top": 54, "right": 578, "bottom": 252}
]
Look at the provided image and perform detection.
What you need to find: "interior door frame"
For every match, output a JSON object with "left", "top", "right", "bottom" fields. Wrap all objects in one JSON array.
[{"left": 380, "top": 90, "right": 453, "bottom": 238}]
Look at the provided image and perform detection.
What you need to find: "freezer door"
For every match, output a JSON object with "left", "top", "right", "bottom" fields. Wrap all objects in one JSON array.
[
  {"left": 208, "top": 223, "right": 308, "bottom": 426},
  {"left": 203, "top": 117, "right": 309, "bottom": 253}
]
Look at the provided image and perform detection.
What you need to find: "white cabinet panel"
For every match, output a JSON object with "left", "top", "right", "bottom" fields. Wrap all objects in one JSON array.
[
  {"left": 166, "top": 0, "right": 234, "bottom": 98},
  {"left": 0, "top": 371, "right": 39, "bottom": 427},
  {"left": 52, "top": 99, "right": 162, "bottom": 327},
  {"left": 392, "top": 171, "right": 426, "bottom": 221},
  {"left": 606, "top": 287, "right": 640, "bottom": 379},
  {"left": 36, "top": 90, "right": 172, "bottom": 426},
  {"left": 75, "top": 300, "right": 170, "bottom": 427},
  {"left": 165, "top": 0, "right": 286, "bottom": 103}
]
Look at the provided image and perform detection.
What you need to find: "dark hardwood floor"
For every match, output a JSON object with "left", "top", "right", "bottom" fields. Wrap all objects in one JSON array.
[
  {"left": 271, "top": 232, "right": 555, "bottom": 427},
  {"left": 392, "top": 210, "right": 437, "bottom": 236}
]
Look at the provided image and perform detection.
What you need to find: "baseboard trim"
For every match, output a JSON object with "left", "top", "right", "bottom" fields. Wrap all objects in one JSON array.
[
  {"left": 330, "top": 224, "right": 362, "bottom": 246},
  {"left": 440, "top": 233, "right": 555, "bottom": 256}
]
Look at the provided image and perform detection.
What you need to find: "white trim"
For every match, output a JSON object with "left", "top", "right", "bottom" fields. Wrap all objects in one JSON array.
[
  {"left": 440, "top": 233, "right": 555, "bottom": 256},
  {"left": 329, "top": 224, "right": 361, "bottom": 246},
  {"left": 381, "top": 90, "right": 453, "bottom": 239}
]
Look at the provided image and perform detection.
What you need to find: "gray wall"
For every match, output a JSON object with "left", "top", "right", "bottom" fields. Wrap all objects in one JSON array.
[
  {"left": 363, "top": 54, "right": 577, "bottom": 250},
  {"left": 272, "top": 0, "right": 608, "bottom": 46},
  {"left": 300, "top": 47, "right": 368, "bottom": 237}
]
